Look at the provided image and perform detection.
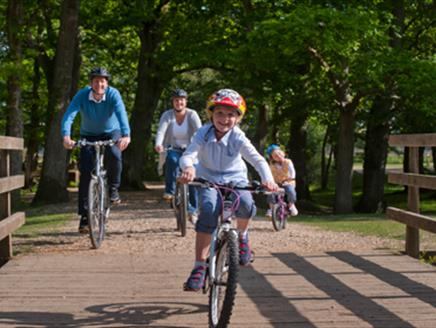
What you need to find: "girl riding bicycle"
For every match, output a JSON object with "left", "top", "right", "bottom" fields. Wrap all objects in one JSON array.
[
  {"left": 265, "top": 144, "right": 298, "bottom": 218},
  {"left": 178, "top": 89, "right": 278, "bottom": 291}
]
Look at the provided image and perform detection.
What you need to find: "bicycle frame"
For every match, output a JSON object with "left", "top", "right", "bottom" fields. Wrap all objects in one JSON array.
[
  {"left": 76, "top": 139, "right": 114, "bottom": 248},
  {"left": 271, "top": 189, "right": 288, "bottom": 231},
  {"left": 190, "top": 178, "right": 269, "bottom": 267}
]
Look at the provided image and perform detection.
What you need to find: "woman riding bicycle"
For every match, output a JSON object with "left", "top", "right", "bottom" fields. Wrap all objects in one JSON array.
[
  {"left": 178, "top": 89, "right": 278, "bottom": 291},
  {"left": 154, "top": 88, "right": 202, "bottom": 222}
]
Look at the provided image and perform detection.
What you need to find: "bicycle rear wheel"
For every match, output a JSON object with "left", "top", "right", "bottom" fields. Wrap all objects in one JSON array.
[
  {"left": 88, "top": 178, "right": 106, "bottom": 249},
  {"left": 272, "top": 203, "right": 286, "bottom": 231},
  {"left": 173, "top": 182, "right": 188, "bottom": 237},
  {"left": 209, "top": 230, "right": 239, "bottom": 328}
]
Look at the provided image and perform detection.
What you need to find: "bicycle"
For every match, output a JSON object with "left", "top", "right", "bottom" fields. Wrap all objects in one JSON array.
[
  {"left": 161, "top": 146, "right": 189, "bottom": 236},
  {"left": 270, "top": 191, "right": 289, "bottom": 231},
  {"left": 173, "top": 177, "right": 188, "bottom": 237},
  {"left": 76, "top": 139, "right": 115, "bottom": 249},
  {"left": 187, "top": 178, "right": 266, "bottom": 328}
]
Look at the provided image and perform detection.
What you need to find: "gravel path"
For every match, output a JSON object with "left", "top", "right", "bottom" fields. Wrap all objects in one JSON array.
[{"left": 15, "top": 187, "right": 405, "bottom": 257}]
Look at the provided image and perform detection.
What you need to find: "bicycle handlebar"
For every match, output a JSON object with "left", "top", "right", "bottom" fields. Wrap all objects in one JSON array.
[
  {"left": 75, "top": 139, "right": 116, "bottom": 148},
  {"left": 188, "top": 177, "right": 284, "bottom": 194}
]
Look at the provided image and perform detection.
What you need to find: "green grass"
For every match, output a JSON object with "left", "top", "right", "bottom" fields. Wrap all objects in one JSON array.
[
  {"left": 295, "top": 213, "right": 406, "bottom": 239},
  {"left": 15, "top": 213, "right": 73, "bottom": 237}
]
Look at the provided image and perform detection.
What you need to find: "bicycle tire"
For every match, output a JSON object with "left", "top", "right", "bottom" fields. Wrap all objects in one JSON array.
[
  {"left": 272, "top": 203, "right": 286, "bottom": 231},
  {"left": 174, "top": 182, "right": 188, "bottom": 237},
  {"left": 208, "top": 230, "right": 239, "bottom": 328},
  {"left": 88, "top": 178, "right": 105, "bottom": 249},
  {"left": 103, "top": 179, "right": 110, "bottom": 222}
]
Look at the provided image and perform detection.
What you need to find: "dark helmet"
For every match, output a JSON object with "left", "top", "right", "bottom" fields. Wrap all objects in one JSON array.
[
  {"left": 89, "top": 67, "right": 111, "bottom": 81},
  {"left": 172, "top": 88, "right": 188, "bottom": 98}
]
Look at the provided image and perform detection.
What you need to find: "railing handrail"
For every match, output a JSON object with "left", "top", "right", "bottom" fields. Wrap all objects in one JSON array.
[
  {"left": 0, "top": 136, "right": 25, "bottom": 263},
  {"left": 0, "top": 136, "right": 24, "bottom": 151},
  {"left": 387, "top": 133, "right": 436, "bottom": 258}
]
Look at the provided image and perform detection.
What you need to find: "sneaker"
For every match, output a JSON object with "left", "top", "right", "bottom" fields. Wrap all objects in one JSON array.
[
  {"left": 110, "top": 188, "right": 121, "bottom": 204},
  {"left": 183, "top": 265, "right": 206, "bottom": 291},
  {"left": 162, "top": 193, "right": 174, "bottom": 202},
  {"left": 188, "top": 213, "right": 198, "bottom": 225},
  {"left": 266, "top": 209, "right": 272, "bottom": 218},
  {"left": 239, "top": 234, "right": 253, "bottom": 266},
  {"left": 78, "top": 216, "right": 89, "bottom": 234},
  {"left": 289, "top": 204, "right": 298, "bottom": 216}
]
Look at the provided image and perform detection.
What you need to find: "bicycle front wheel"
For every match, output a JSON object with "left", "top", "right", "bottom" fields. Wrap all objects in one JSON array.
[
  {"left": 88, "top": 178, "right": 106, "bottom": 249},
  {"left": 272, "top": 203, "right": 286, "bottom": 231},
  {"left": 174, "top": 182, "right": 188, "bottom": 237},
  {"left": 209, "top": 230, "right": 239, "bottom": 328}
]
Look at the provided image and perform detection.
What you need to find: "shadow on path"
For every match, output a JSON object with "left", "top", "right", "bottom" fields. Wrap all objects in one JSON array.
[
  {"left": 273, "top": 252, "right": 415, "bottom": 328},
  {"left": 0, "top": 301, "right": 206, "bottom": 327},
  {"left": 239, "top": 261, "right": 316, "bottom": 327},
  {"left": 328, "top": 251, "right": 436, "bottom": 307}
]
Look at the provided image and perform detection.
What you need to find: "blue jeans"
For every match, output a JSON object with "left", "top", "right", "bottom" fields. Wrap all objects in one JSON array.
[
  {"left": 164, "top": 149, "right": 198, "bottom": 214},
  {"left": 267, "top": 184, "right": 297, "bottom": 204},
  {"left": 78, "top": 130, "right": 122, "bottom": 216},
  {"left": 196, "top": 188, "right": 256, "bottom": 234}
]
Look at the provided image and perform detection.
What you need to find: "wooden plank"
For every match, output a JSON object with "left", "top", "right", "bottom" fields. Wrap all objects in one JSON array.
[
  {"left": 388, "top": 172, "right": 436, "bottom": 190},
  {"left": 0, "top": 212, "right": 25, "bottom": 240},
  {"left": 389, "top": 133, "right": 436, "bottom": 147},
  {"left": 387, "top": 207, "right": 436, "bottom": 234},
  {"left": 0, "top": 235, "right": 12, "bottom": 260},
  {"left": 406, "top": 147, "right": 420, "bottom": 258},
  {"left": 0, "top": 136, "right": 24, "bottom": 150},
  {"left": 0, "top": 175, "right": 24, "bottom": 194}
]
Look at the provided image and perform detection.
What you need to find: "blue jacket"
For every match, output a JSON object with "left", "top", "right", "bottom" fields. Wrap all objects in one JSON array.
[{"left": 61, "top": 86, "right": 130, "bottom": 137}]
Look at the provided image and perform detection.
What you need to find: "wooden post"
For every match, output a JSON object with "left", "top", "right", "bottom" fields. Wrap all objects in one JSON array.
[
  {"left": 0, "top": 150, "right": 12, "bottom": 260},
  {"left": 406, "top": 147, "right": 420, "bottom": 258}
]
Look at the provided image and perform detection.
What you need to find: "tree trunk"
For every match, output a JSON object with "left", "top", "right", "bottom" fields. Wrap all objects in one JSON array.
[
  {"left": 356, "top": 0, "right": 405, "bottom": 210},
  {"left": 5, "top": 0, "right": 24, "bottom": 208},
  {"left": 252, "top": 104, "right": 268, "bottom": 152},
  {"left": 33, "top": 0, "right": 80, "bottom": 204},
  {"left": 288, "top": 110, "right": 311, "bottom": 200},
  {"left": 334, "top": 108, "right": 355, "bottom": 213},
  {"left": 122, "top": 24, "right": 167, "bottom": 189},
  {"left": 320, "top": 125, "right": 334, "bottom": 190},
  {"left": 24, "top": 58, "right": 42, "bottom": 189},
  {"left": 356, "top": 96, "right": 391, "bottom": 213}
]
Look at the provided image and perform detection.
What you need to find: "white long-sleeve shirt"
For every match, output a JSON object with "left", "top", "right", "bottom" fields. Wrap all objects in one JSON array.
[{"left": 180, "top": 123, "right": 274, "bottom": 185}]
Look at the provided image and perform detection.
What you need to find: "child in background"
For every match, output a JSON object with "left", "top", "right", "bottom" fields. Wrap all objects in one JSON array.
[
  {"left": 265, "top": 144, "right": 298, "bottom": 217},
  {"left": 178, "top": 89, "right": 278, "bottom": 291}
]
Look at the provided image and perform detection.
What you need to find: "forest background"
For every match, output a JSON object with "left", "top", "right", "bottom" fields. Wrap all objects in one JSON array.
[{"left": 1, "top": 0, "right": 435, "bottom": 215}]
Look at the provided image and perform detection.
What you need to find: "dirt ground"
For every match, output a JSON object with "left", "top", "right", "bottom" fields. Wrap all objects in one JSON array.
[{"left": 14, "top": 186, "right": 410, "bottom": 258}]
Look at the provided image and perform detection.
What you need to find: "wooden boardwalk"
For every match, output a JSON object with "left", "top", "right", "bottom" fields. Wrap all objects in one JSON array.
[{"left": 1, "top": 249, "right": 435, "bottom": 327}]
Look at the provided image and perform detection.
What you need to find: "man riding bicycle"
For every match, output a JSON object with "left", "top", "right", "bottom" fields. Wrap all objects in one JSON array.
[{"left": 61, "top": 67, "right": 131, "bottom": 233}]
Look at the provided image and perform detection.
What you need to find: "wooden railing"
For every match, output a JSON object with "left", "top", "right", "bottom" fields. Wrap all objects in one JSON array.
[
  {"left": 0, "top": 136, "right": 25, "bottom": 263},
  {"left": 386, "top": 133, "right": 436, "bottom": 258}
]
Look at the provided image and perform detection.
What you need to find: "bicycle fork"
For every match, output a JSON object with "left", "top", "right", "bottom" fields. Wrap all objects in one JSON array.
[{"left": 204, "top": 224, "right": 237, "bottom": 294}]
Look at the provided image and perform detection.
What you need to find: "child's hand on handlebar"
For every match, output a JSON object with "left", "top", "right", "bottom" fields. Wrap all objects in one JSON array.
[
  {"left": 262, "top": 180, "right": 279, "bottom": 192},
  {"left": 179, "top": 166, "right": 196, "bottom": 184}
]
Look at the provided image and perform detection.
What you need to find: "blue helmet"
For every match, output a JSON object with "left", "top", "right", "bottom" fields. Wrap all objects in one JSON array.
[{"left": 266, "top": 144, "right": 281, "bottom": 158}]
